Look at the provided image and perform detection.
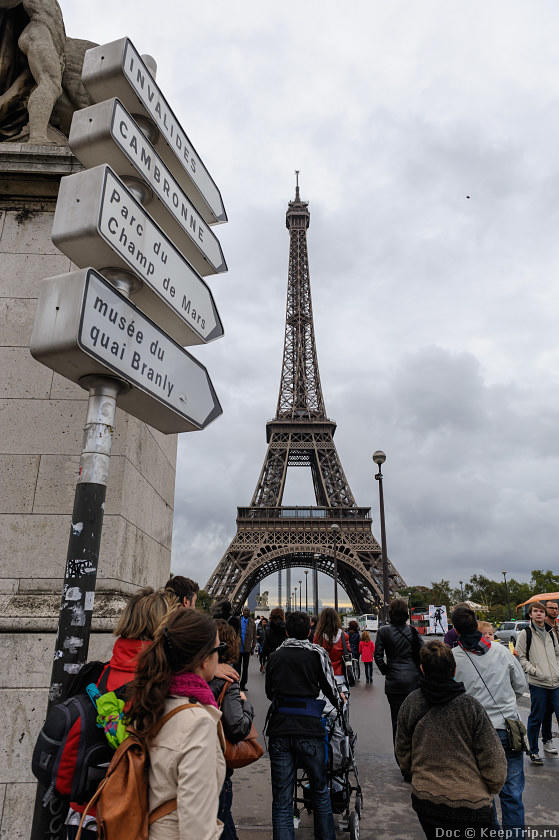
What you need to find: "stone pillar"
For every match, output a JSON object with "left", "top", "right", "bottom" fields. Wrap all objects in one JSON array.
[{"left": 0, "top": 143, "right": 178, "bottom": 838}]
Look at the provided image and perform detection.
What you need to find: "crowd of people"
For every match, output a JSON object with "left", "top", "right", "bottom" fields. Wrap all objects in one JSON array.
[{"left": 44, "top": 578, "right": 558, "bottom": 840}]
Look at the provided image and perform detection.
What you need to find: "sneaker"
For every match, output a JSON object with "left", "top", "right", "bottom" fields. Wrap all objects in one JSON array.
[
  {"left": 543, "top": 740, "right": 558, "bottom": 755},
  {"left": 529, "top": 753, "right": 544, "bottom": 765}
]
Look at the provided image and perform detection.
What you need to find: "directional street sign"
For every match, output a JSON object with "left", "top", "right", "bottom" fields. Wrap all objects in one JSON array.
[
  {"left": 30, "top": 269, "right": 222, "bottom": 434},
  {"left": 81, "top": 38, "right": 227, "bottom": 226},
  {"left": 69, "top": 99, "right": 227, "bottom": 277},
  {"left": 52, "top": 165, "right": 224, "bottom": 346}
]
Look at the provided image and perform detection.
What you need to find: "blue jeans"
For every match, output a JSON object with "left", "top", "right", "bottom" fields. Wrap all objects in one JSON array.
[
  {"left": 269, "top": 735, "right": 335, "bottom": 840},
  {"left": 541, "top": 689, "right": 559, "bottom": 742},
  {"left": 493, "top": 729, "right": 525, "bottom": 829},
  {"left": 218, "top": 773, "right": 238, "bottom": 840},
  {"left": 528, "top": 685, "right": 559, "bottom": 754}
]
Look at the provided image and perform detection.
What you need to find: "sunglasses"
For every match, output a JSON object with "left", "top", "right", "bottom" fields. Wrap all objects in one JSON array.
[{"left": 209, "top": 642, "right": 228, "bottom": 656}]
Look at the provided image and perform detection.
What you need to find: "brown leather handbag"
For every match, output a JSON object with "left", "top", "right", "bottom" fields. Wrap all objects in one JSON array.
[{"left": 217, "top": 683, "right": 264, "bottom": 769}]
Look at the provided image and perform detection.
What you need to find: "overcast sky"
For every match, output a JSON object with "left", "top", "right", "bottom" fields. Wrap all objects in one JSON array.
[{"left": 64, "top": 1, "right": 559, "bottom": 606}]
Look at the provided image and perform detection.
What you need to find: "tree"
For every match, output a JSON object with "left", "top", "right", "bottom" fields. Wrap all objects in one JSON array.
[
  {"left": 196, "top": 589, "right": 213, "bottom": 613},
  {"left": 529, "top": 569, "right": 559, "bottom": 594},
  {"left": 430, "top": 579, "right": 454, "bottom": 608},
  {"left": 398, "top": 586, "right": 432, "bottom": 609}
]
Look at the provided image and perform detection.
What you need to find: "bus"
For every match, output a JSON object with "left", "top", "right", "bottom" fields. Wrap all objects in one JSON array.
[
  {"left": 410, "top": 608, "right": 430, "bottom": 635},
  {"left": 358, "top": 614, "right": 379, "bottom": 632}
]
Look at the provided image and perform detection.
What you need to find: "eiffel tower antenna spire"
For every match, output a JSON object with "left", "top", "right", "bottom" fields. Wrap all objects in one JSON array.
[
  {"left": 276, "top": 174, "right": 325, "bottom": 421},
  {"left": 206, "top": 184, "right": 406, "bottom": 612}
]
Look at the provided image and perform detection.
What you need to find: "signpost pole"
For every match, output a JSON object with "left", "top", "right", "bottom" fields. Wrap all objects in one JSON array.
[{"left": 31, "top": 278, "right": 133, "bottom": 840}]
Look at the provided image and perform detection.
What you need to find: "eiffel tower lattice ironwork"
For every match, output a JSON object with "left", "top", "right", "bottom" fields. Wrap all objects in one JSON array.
[{"left": 206, "top": 177, "right": 406, "bottom": 612}]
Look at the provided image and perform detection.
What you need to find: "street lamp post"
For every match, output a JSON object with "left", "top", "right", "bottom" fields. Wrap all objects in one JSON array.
[
  {"left": 298, "top": 580, "right": 302, "bottom": 611},
  {"left": 373, "top": 450, "right": 390, "bottom": 625},
  {"left": 459, "top": 580, "right": 464, "bottom": 601},
  {"left": 329, "top": 523, "right": 340, "bottom": 613},
  {"left": 313, "top": 554, "right": 320, "bottom": 617},
  {"left": 304, "top": 570, "right": 309, "bottom": 612},
  {"left": 502, "top": 571, "right": 511, "bottom": 620}
]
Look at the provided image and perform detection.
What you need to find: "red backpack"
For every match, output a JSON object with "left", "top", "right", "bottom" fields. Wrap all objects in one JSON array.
[{"left": 32, "top": 664, "right": 126, "bottom": 804}]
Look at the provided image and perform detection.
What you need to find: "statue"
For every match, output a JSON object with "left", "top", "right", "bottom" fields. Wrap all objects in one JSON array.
[
  {"left": 255, "top": 591, "right": 269, "bottom": 608},
  {"left": 0, "top": 0, "right": 95, "bottom": 144}
]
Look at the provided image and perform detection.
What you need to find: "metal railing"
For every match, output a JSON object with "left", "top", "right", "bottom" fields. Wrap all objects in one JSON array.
[{"left": 237, "top": 506, "right": 371, "bottom": 521}]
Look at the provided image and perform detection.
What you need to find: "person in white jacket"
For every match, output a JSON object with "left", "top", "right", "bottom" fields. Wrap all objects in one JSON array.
[{"left": 127, "top": 607, "right": 226, "bottom": 840}]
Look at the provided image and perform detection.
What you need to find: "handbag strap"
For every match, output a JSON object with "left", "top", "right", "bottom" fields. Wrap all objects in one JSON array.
[
  {"left": 340, "top": 631, "right": 351, "bottom": 657},
  {"left": 217, "top": 681, "right": 230, "bottom": 709},
  {"left": 461, "top": 649, "right": 517, "bottom": 721},
  {"left": 152, "top": 702, "right": 199, "bottom": 737},
  {"left": 149, "top": 798, "right": 177, "bottom": 824}
]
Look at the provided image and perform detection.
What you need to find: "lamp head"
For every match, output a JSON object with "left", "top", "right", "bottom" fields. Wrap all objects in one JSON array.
[{"left": 372, "top": 450, "right": 386, "bottom": 466}]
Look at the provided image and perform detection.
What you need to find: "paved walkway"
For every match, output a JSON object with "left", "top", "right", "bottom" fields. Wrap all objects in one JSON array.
[{"left": 232, "top": 652, "right": 559, "bottom": 839}]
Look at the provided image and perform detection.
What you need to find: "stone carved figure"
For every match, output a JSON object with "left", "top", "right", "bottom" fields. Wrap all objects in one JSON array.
[
  {"left": 255, "top": 591, "right": 269, "bottom": 608},
  {"left": 0, "top": 0, "right": 95, "bottom": 144}
]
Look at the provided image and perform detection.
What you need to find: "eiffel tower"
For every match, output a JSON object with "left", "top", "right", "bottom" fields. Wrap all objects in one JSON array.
[{"left": 206, "top": 176, "right": 406, "bottom": 612}]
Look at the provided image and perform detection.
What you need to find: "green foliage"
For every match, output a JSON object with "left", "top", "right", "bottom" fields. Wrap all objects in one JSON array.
[
  {"left": 196, "top": 589, "right": 213, "bottom": 613},
  {"left": 402, "top": 569, "right": 559, "bottom": 624},
  {"left": 399, "top": 586, "right": 430, "bottom": 609},
  {"left": 529, "top": 569, "right": 559, "bottom": 593}
]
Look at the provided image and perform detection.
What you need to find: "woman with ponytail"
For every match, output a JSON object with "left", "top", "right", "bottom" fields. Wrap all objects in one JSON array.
[{"left": 127, "top": 608, "right": 226, "bottom": 840}]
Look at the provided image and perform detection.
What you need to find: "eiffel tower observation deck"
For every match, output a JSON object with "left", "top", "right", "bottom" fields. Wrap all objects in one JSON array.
[{"left": 206, "top": 176, "right": 406, "bottom": 612}]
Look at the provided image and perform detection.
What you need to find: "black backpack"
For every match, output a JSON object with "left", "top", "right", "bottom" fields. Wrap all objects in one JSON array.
[
  {"left": 32, "top": 663, "right": 128, "bottom": 805},
  {"left": 524, "top": 625, "right": 556, "bottom": 661}
]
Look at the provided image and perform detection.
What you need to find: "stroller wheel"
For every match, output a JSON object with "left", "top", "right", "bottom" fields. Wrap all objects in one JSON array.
[
  {"left": 355, "top": 793, "right": 363, "bottom": 816},
  {"left": 349, "top": 810, "right": 360, "bottom": 840}
]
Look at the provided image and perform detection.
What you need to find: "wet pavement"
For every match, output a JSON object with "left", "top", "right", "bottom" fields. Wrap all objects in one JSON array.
[{"left": 232, "top": 648, "right": 559, "bottom": 839}]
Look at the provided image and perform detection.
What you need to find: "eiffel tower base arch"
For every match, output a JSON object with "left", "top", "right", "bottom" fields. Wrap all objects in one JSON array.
[{"left": 206, "top": 508, "right": 406, "bottom": 614}]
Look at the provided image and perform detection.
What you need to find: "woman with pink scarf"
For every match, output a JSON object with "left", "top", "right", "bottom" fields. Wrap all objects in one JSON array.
[{"left": 127, "top": 609, "right": 226, "bottom": 840}]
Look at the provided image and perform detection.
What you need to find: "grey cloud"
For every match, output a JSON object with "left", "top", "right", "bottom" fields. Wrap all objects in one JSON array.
[{"left": 60, "top": 0, "right": 559, "bottom": 598}]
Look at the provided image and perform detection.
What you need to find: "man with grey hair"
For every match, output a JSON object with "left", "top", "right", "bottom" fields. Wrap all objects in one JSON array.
[{"left": 451, "top": 604, "right": 527, "bottom": 830}]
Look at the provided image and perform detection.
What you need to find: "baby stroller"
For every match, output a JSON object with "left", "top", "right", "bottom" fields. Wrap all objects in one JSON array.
[{"left": 294, "top": 676, "right": 362, "bottom": 839}]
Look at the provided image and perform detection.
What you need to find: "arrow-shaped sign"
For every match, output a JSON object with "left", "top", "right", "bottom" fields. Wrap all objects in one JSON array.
[
  {"left": 30, "top": 269, "right": 222, "bottom": 434},
  {"left": 69, "top": 99, "right": 227, "bottom": 277},
  {"left": 81, "top": 38, "right": 226, "bottom": 226},
  {"left": 52, "top": 165, "right": 223, "bottom": 347}
]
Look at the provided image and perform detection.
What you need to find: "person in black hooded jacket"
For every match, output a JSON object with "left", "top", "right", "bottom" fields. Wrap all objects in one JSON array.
[
  {"left": 374, "top": 598, "right": 423, "bottom": 746},
  {"left": 262, "top": 607, "right": 287, "bottom": 662}
]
